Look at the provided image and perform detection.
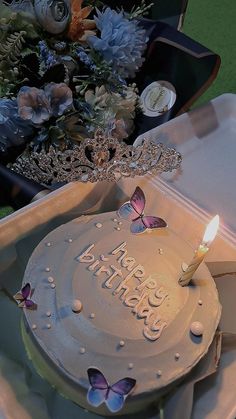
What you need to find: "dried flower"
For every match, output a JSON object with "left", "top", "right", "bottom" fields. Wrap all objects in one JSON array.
[
  {"left": 107, "top": 118, "right": 130, "bottom": 140},
  {"left": 67, "top": 0, "right": 96, "bottom": 41},
  {"left": 84, "top": 84, "right": 138, "bottom": 139}
]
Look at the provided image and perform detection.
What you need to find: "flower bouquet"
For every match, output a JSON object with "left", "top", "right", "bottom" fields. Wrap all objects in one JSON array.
[
  {"left": 0, "top": 0, "right": 219, "bottom": 187},
  {"left": 0, "top": 1, "right": 151, "bottom": 146}
]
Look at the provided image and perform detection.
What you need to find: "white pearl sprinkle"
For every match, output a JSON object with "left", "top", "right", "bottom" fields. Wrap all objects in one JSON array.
[
  {"left": 175, "top": 353, "right": 180, "bottom": 360},
  {"left": 48, "top": 276, "right": 54, "bottom": 283},
  {"left": 32, "top": 324, "right": 37, "bottom": 330},
  {"left": 45, "top": 267, "right": 50, "bottom": 272},
  {"left": 116, "top": 227, "right": 121, "bottom": 231},
  {"left": 72, "top": 299, "right": 83, "bottom": 313},
  {"left": 190, "top": 321, "right": 204, "bottom": 336},
  {"left": 46, "top": 242, "right": 51, "bottom": 247},
  {"left": 68, "top": 238, "right": 73, "bottom": 243},
  {"left": 46, "top": 323, "right": 51, "bottom": 329},
  {"left": 51, "top": 283, "right": 56, "bottom": 289},
  {"left": 119, "top": 340, "right": 125, "bottom": 347},
  {"left": 157, "top": 370, "right": 162, "bottom": 377},
  {"left": 46, "top": 311, "right": 51, "bottom": 317},
  {"left": 198, "top": 299, "right": 203, "bottom": 306},
  {"left": 80, "top": 347, "right": 85, "bottom": 354},
  {"left": 128, "top": 363, "right": 133, "bottom": 369},
  {"left": 118, "top": 221, "right": 122, "bottom": 225},
  {"left": 90, "top": 313, "right": 95, "bottom": 319},
  {"left": 95, "top": 223, "right": 103, "bottom": 229},
  {"left": 113, "top": 218, "right": 118, "bottom": 222}
]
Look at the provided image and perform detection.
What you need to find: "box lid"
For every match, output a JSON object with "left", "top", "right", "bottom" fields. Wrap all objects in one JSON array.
[{"left": 135, "top": 93, "right": 236, "bottom": 248}]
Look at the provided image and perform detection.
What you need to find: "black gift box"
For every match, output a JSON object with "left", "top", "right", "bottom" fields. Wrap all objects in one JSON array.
[
  {"left": 127, "top": 20, "right": 220, "bottom": 142},
  {"left": 0, "top": 164, "right": 50, "bottom": 210}
]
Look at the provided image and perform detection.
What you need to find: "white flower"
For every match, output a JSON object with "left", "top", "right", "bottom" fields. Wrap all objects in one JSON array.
[{"left": 85, "top": 84, "right": 139, "bottom": 139}]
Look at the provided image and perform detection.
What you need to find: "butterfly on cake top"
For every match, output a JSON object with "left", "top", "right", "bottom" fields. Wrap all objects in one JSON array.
[
  {"left": 117, "top": 186, "right": 167, "bottom": 234},
  {"left": 87, "top": 368, "right": 136, "bottom": 413},
  {"left": 14, "top": 282, "right": 36, "bottom": 309}
]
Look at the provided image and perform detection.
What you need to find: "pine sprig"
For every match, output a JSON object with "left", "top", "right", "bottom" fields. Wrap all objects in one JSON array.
[{"left": 0, "top": 30, "right": 26, "bottom": 65}]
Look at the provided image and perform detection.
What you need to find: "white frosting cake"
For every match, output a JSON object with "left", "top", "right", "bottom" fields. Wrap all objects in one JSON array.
[{"left": 21, "top": 211, "right": 221, "bottom": 416}]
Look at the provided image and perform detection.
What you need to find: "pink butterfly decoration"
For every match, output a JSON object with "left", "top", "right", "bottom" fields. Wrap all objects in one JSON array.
[
  {"left": 14, "top": 283, "right": 36, "bottom": 309},
  {"left": 117, "top": 186, "right": 167, "bottom": 234},
  {"left": 87, "top": 368, "right": 136, "bottom": 413}
]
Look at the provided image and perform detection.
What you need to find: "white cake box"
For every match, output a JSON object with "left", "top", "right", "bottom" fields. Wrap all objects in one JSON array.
[
  {"left": 0, "top": 93, "right": 236, "bottom": 419},
  {"left": 1, "top": 95, "right": 236, "bottom": 283}
]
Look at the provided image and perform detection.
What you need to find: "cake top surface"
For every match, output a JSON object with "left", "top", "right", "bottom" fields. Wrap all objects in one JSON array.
[{"left": 22, "top": 210, "right": 221, "bottom": 410}]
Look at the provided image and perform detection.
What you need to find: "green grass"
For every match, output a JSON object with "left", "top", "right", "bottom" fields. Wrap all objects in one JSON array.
[
  {"left": 0, "top": 0, "right": 235, "bottom": 219},
  {"left": 0, "top": 206, "right": 13, "bottom": 219},
  {"left": 183, "top": 0, "right": 236, "bottom": 106}
]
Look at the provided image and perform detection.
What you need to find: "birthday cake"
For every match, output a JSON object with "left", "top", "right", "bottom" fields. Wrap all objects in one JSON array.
[{"left": 19, "top": 188, "right": 221, "bottom": 416}]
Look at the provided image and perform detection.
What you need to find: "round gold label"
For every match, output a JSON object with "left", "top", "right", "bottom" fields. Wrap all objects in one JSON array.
[{"left": 140, "top": 81, "right": 176, "bottom": 117}]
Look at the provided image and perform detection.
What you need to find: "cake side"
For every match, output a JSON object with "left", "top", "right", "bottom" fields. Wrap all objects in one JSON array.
[{"left": 21, "top": 211, "right": 221, "bottom": 415}]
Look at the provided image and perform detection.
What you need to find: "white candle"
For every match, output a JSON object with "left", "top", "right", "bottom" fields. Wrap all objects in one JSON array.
[{"left": 179, "top": 215, "right": 219, "bottom": 286}]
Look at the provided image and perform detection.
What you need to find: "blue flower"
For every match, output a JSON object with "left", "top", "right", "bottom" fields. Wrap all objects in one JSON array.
[
  {"left": 0, "top": 99, "right": 34, "bottom": 152},
  {"left": 76, "top": 47, "right": 97, "bottom": 71},
  {"left": 45, "top": 83, "right": 73, "bottom": 116},
  {"left": 17, "top": 83, "right": 73, "bottom": 125},
  {"left": 39, "top": 41, "right": 57, "bottom": 69},
  {"left": 87, "top": 8, "right": 148, "bottom": 78},
  {"left": 54, "top": 41, "right": 67, "bottom": 52},
  {"left": 17, "top": 86, "right": 52, "bottom": 125}
]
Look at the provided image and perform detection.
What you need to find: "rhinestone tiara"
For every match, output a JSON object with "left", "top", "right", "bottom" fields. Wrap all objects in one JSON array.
[{"left": 9, "top": 130, "right": 182, "bottom": 185}]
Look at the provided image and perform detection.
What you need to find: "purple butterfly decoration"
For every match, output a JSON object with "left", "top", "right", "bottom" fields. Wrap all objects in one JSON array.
[
  {"left": 87, "top": 368, "right": 136, "bottom": 413},
  {"left": 13, "top": 283, "right": 36, "bottom": 309},
  {"left": 117, "top": 186, "right": 167, "bottom": 234}
]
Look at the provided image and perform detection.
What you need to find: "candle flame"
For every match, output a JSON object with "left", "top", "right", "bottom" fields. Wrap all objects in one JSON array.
[{"left": 203, "top": 215, "right": 219, "bottom": 245}]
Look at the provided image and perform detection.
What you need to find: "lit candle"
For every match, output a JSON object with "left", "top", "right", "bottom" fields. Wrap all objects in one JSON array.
[{"left": 179, "top": 215, "right": 219, "bottom": 287}]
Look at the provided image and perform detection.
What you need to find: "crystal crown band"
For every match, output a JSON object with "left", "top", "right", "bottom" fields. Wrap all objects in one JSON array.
[{"left": 9, "top": 130, "right": 182, "bottom": 185}]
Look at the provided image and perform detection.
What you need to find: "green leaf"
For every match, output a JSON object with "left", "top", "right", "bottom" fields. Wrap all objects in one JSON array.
[
  {"left": 0, "top": 31, "right": 26, "bottom": 65},
  {"left": 11, "top": 12, "right": 40, "bottom": 39},
  {"left": 0, "top": 1, "right": 40, "bottom": 39}
]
